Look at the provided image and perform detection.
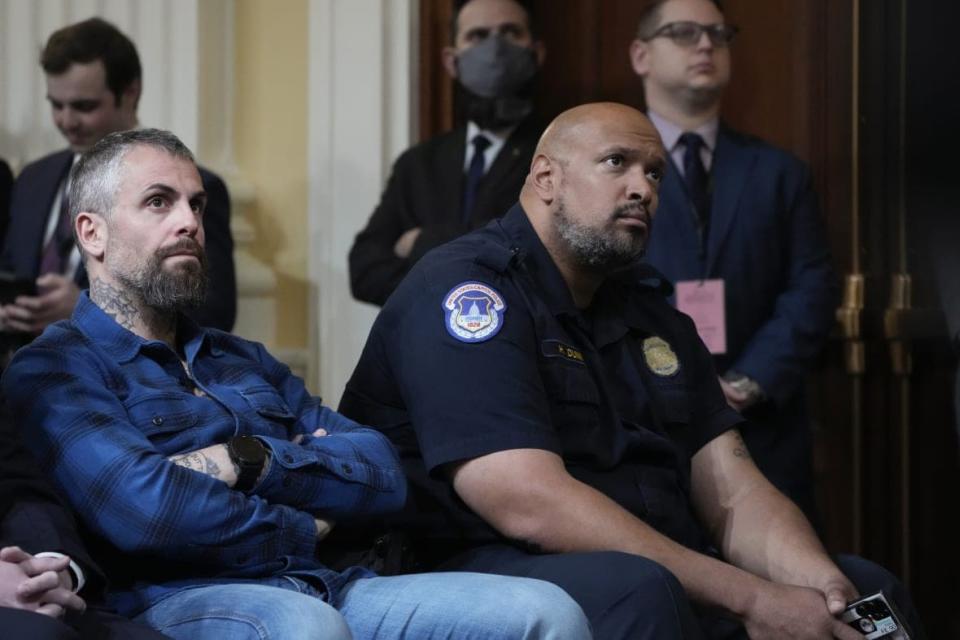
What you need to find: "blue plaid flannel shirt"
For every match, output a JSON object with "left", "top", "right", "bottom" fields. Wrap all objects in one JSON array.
[{"left": 2, "top": 293, "right": 406, "bottom": 616}]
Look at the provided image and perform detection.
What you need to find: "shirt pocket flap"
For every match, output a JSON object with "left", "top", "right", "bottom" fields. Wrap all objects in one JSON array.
[
  {"left": 239, "top": 385, "right": 296, "bottom": 421},
  {"left": 126, "top": 393, "right": 199, "bottom": 435}
]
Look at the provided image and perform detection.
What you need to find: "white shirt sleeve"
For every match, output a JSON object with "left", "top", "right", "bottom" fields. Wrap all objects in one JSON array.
[{"left": 33, "top": 551, "right": 86, "bottom": 593}]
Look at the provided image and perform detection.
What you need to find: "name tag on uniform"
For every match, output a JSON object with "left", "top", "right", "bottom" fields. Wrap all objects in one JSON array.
[
  {"left": 675, "top": 279, "right": 726, "bottom": 355},
  {"left": 541, "top": 339, "right": 586, "bottom": 365}
]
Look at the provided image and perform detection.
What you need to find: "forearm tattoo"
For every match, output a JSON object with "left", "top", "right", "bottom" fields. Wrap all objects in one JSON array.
[
  {"left": 170, "top": 452, "right": 222, "bottom": 478},
  {"left": 732, "top": 432, "right": 752, "bottom": 459},
  {"left": 90, "top": 278, "right": 140, "bottom": 331}
]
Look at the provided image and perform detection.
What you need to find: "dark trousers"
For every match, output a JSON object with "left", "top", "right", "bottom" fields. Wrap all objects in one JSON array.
[
  {"left": 441, "top": 546, "right": 926, "bottom": 640},
  {"left": 0, "top": 607, "right": 79, "bottom": 640},
  {"left": 0, "top": 606, "right": 171, "bottom": 640}
]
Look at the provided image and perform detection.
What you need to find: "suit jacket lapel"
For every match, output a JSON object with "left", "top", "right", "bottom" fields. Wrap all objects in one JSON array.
[
  {"left": 661, "top": 156, "right": 709, "bottom": 265},
  {"left": 438, "top": 126, "right": 467, "bottom": 219},
  {"left": 483, "top": 126, "right": 528, "bottom": 188},
  {"left": 33, "top": 150, "right": 74, "bottom": 223},
  {"left": 707, "top": 127, "right": 755, "bottom": 274},
  {"left": 19, "top": 150, "right": 74, "bottom": 273},
  {"left": 475, "top": 118, "right": 538, "bottom": 215},
  {"left": 661, "top": 157, "right": 701, "bottom": 238}
]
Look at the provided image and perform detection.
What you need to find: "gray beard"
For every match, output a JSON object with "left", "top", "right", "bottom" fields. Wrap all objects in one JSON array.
[
  {"left": 116, "top": 244, "right": 208, "bottom": 314},
  {"left": 554, "top": 199, "right": 647, "bottom": 271}
]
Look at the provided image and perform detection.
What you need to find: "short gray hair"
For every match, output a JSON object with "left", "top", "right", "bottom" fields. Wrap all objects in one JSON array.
[{"left": 68, "top": 128, "right": 195, "bottom": 225}]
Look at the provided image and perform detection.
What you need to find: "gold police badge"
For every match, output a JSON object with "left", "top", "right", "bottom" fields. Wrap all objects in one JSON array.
[{"left": 642, "top": 336, "right": 680, "bottom": 376}]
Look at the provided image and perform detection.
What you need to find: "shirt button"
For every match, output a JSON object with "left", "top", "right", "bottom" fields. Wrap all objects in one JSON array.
[
  {"left": 341, "top": 463, "right": 353, "bottom": 475},
  {"left": 152, "top": 416, "right": 164, "bottom": 426},
  {"left": 283, "top": 454, "right": 294, "bottom": 463}
]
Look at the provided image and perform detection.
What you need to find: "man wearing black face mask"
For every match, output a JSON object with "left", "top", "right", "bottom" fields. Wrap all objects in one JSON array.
[{"left": 348, "top": 0, "right": 545, "bottom": 306}]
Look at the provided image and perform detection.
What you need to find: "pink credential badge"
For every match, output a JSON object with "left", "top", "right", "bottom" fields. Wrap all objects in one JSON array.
[{"left": 675, "top": 279, "right": 726, "bottom": 355}]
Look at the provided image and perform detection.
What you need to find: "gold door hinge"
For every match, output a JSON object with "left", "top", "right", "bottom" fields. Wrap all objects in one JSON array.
[
  {"left": 884, "top": 274, "right": 912, "bottom": 376},
  {"left": 837, "top": 274, "right": 865, "bottom": 374}
]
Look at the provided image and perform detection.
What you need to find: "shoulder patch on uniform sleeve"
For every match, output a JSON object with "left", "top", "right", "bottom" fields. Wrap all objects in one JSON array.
[{"left": 442, "top": 281, "right": 507, "bottom": 343}]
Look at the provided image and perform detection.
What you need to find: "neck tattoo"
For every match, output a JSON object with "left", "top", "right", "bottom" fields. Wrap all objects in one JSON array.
[{"left": 90, "top": 278, "right": 140, "bottom": 331}]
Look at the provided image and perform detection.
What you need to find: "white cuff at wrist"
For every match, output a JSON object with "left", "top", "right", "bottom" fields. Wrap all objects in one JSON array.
[{"left": 34, "top": 551, "right": 86, "bottom": 593}]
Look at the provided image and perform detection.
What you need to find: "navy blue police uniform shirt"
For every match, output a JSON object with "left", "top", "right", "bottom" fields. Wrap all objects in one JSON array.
[{"left": 339, "top": 203, "right": 744, "bottom": 560}]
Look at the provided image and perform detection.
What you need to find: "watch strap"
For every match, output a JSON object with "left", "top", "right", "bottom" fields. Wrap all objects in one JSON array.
[{"left": 228, "top": 436, "right": 265, "bottom": 492}]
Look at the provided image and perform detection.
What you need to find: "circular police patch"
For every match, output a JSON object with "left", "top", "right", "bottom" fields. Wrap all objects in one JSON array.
[
  {"left": 442, "top": 281, "right": 507, "bottom": 343},
  {"left": 642, "top": 336, "right": 680, "bottom": 376}
]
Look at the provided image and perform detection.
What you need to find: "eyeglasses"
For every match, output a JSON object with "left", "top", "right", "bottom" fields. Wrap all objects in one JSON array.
[{"left": 642, "top": 21, "right": 739, "bottom": 47}]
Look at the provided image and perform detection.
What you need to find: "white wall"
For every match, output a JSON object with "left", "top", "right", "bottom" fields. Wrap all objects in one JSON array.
[{"left": 308, "top": 0, "right": 417, "bottom": 405}]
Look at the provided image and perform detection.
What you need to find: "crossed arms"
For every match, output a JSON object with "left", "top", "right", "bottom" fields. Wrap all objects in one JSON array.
[{"left": 1, "top": 338, "right": 405, "bottom": 574}]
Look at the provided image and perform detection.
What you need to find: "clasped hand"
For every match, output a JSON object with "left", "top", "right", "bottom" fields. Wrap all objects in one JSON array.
[{"left": 0, "top": 546, "right": 85, "bottom": 619}]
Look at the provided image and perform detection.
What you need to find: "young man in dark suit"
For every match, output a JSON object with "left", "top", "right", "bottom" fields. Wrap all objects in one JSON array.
[
  {"left": 0, "top": 18, "right": 235, "bottom": 338},
  {"left": 629, "top": 0, "right": 839, "bottom": 520},
  {"left": 348, "top": 0, "right": 546, "bottom": 306}
]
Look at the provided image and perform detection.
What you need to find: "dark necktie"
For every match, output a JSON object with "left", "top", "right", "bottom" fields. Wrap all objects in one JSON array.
[
  {"left": 679, "top": 132, "right": 710, "bottom": 230},
  {"left": 461, "top": 134, "right": 492, "bottom": 223},
  {"left": 39, "top": 182, "right": 74, "bottom": 275}
]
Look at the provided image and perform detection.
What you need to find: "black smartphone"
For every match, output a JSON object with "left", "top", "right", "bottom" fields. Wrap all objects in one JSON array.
[
  {"left": 841, "top": 592, "right": 911, "bottom": 639},
  {"left": 0, "top": 271, "right": 37, "bottom": 304}
]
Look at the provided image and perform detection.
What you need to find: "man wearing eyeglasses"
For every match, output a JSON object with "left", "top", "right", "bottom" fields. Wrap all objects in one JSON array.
[{"left": 630, "top": 0, "right": 838, "bottom": 523}]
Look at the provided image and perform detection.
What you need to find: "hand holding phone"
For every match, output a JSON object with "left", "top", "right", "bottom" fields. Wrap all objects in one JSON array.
[
  {"left": 0, "top": 271, "right": 36, "bottom": 305},
  {"left": 841, "top": 592, "right": 911, "bottom": 639}
]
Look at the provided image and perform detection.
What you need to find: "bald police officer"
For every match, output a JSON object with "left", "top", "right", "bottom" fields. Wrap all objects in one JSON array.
[{"left": 341, "top": 103, "right": 923, "bottom": 639}]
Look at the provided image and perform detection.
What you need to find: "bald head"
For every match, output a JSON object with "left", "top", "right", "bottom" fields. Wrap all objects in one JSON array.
[
  {"left": 521, "top": 102, "right": 666, "bottom": 291},
  {"left": 523, "top": 102, "right": 665, "bottom": 207},
  {"left": 534, "top": 102, "right": 661, "bottom": 167}
]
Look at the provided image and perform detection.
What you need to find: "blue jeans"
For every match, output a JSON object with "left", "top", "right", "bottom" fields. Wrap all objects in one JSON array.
[{"left": 133, "top": 572, "right": 591, "bottom": 639}]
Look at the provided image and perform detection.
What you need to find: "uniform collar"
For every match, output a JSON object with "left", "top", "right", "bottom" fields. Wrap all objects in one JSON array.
[
  {"left": 498, "top": 204, "right": 581, "bottom": 319},
  {"left": 497, "top": 205, "right": 672, "bottom": 339},
  {"left": 590, "top": 265, "right": 672, "bottom": 348},
  {"left": 72, "top": 291, "right": 208, "bottom": 364}
]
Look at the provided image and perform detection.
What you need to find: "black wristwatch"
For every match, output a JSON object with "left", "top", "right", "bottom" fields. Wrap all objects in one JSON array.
[{"left": 227, "top": 435, "right": 267, "bottom": 492}]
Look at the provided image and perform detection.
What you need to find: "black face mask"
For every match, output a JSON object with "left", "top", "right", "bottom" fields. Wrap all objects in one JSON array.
[
  {"left": 457, "top": 84, "right": 536, "bottom": 131},
  {"left": 455, "top": 36, "right": 539, "bottom": 130}
]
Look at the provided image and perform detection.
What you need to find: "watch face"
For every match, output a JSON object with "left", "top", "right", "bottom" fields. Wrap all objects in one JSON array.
[{"left": 231, "top": 436, "right": 266, "bottom": 463}]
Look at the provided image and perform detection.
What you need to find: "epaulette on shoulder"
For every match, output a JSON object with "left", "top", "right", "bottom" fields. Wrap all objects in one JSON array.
[
  {"left": 473, "top": 237, "right": 520, "bottom": 274},
  {"left": 633, "top": 263, "right": 674, "bottom": 297}
]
